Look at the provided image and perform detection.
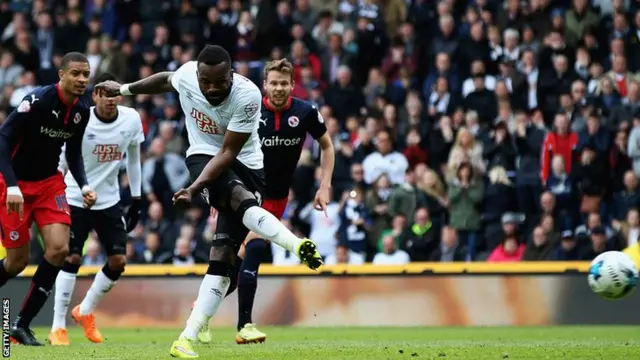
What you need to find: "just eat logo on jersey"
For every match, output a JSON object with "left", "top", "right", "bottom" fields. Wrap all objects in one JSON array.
[
  {"left": 190, "top": 108, "right": 221, "bottom": 134},
  {"left": 93, "top": 144, "right": 122, "bottom": 162}
]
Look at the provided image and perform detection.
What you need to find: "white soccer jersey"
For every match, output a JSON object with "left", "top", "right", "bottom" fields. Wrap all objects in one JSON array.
[
  {"left": 170, "top": 61, "right": 264, "bottom": 169},
  {"left": 59, "top": 106, "right": 145, "bottom": 210}
]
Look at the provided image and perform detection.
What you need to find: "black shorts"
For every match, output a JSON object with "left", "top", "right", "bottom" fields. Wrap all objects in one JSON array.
[
  {"left": 186, "top": 155, "right": 265, "bottom": 247},
  {"left": 69, "top": 204, "right": 127, "bottom": 257}
]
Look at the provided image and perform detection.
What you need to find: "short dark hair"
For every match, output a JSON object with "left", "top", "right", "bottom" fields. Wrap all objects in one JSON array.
[
  {"left": 94, "top": 72, "right": 117, "bottom": 84},
  {"left": 60, "top": 52, "right": 88, "bottom": 69},
  {"left": 197, "top": 45, "right": 231, "bottom": 66}
]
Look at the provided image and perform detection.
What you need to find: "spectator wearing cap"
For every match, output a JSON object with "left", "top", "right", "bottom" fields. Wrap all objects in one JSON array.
[
  {"left": 552, "top": 230, "right": 580, "bottom": 260},
  {"left": 579, "top": 225, "right": 619, "bottom": 260},
  {"left": 447, "top": 162, "right": 484, "bottom": 260},
  {"left": 523, "top": 226, "right": 557, "bottom": 261},
  {"left": 541, "top": 113, "right": 579, "bottom": 185}
]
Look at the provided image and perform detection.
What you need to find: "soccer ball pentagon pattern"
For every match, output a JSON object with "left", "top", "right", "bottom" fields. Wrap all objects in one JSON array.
[{"left": 588, "top": 251, "right": 639, "bottom": 300}]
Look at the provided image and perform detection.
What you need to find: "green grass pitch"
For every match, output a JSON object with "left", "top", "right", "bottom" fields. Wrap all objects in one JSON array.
[{"left": 7, "top": 326, "right": 640, "bottom": 359}]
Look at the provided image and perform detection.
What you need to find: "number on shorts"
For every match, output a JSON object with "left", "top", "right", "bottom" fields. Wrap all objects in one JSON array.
[{"left": 254, "top": 191, "right": 262, "bottom": 206}]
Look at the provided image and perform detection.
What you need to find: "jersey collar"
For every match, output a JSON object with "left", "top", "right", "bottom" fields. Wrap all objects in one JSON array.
[
  {"left": 56, "top": 82, "right": 79, "bottom": 107},
  {"left": 262, "top": 96, "right": 292, "bottom": 112}
]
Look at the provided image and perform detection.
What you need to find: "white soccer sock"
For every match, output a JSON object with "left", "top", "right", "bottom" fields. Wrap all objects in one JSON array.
[
  {"left": 180, "top": 275, "right": 230, "bottom": 340},
  {"left": 78, "top": 269, "right": 116, "bottom": 315},
  {"left": 52, "top": 271, "right": 77, "bottom": 331},
  {"left": 242, "top": 206, "right": 303, "bottom": 253}
]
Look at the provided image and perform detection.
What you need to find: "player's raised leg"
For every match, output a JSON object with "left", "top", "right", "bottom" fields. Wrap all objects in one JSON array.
[{"left": 49, "top": 206, "right": 91, "bottom": 345}]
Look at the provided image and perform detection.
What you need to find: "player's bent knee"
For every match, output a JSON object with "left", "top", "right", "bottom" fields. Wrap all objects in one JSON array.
[
  {"left": 207, "top": 259, "right": 234, "bottom": 278},
  {"left": 229, "top": 185, "right": 259, "bottom": 217},
  {"left": 61, "top": 261, "right": 81, "bottom": 274},
  {"left": 65, "top": 254, "right": 82, "bottom": 266},
  {"left": 107, "top": 255, "right": 126, "bottom": 272}
]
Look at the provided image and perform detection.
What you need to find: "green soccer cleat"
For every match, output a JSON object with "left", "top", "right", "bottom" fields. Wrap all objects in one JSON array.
[
  {"left": 235, "top": 323, "right": 267, "bottom": 344},
  {"left": 169, "top": 337, "right": 198, "bottom": 358},
  {"left": 197, "top": 323, "right": 211, "bottom": 344},
  {"left": 296, "top": 238, "right": 323, "bottom": 270}
]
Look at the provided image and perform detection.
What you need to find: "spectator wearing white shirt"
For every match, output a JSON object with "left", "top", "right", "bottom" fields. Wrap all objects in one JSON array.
[
  {"left": 324, "top": 243, "right": 365, "bottom": 265},
  {"left": 362, "top": 129, "right": 409, "bottom": 185},
  {"left": 299, "top": 194, "right": 342, "bottom": 257},
  {"left": 372, "top": 235, "right": 410, "bottom": 265}
]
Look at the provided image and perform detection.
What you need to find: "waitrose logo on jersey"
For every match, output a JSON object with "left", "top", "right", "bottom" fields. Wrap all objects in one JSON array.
[
  {"left": 260, "top": 136, "right": 301, "bottom": 147},
  {"left": 40, "top": 126, "right": 74, "bottom": 139}
]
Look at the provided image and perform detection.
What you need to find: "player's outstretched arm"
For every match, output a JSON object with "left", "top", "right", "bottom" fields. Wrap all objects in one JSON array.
[{"left": 95, "top": 72, "right": 175, "bottom": 97}]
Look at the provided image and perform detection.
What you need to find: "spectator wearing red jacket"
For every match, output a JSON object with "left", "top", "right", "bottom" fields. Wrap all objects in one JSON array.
[
  {"left": 541, "top": 113, "right": 578, "bottom": 184},
  {"left": 403, "top": 128, "right": 427, "bottom": 169},
  {"left": 487, "top": 237, "right": 526, "bottom": 262}
]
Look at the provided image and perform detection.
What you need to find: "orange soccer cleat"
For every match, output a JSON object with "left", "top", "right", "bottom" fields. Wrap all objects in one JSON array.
[
  {"left": 48, "top": 328, "right": 70, "bottom": 346},
  {"left": 71, "top": 305, "right": 104, "bottom": 343}
]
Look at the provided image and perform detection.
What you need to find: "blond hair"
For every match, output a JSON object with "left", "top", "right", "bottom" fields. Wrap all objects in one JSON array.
[
  {"left": 489, "top": 166, "right": 512, "bottom": 186},
  {"left": 417, "top": 168, "right": 446, "bottom": 198},
  {"left": 263, "top": 58, "right": 294, "bottom": 81}
]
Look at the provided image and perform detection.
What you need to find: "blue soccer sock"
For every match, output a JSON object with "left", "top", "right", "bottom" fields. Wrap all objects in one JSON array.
[{"left": 237, "top": 239, "right": 266, "bottom": 331}]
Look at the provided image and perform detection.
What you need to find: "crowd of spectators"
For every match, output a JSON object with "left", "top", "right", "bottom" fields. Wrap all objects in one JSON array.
[{"left": 2, "top": 0, "right": 640, "bottom": 266}]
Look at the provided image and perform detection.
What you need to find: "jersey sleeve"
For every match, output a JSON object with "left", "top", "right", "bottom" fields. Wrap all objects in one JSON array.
[
  {"left": 170, "top": 61, "right": 192, "bottom": 91},
  {"left": 129, "top": 110, "right": 145, "bottom": 145},
  {"left": 227, "top": 86, "right": 262, "bottom": 134},
  {"left": 306, "top": 106, "right": 327, "bottom": 139},
  {"left": 0, "top": 95, "right": 37, "bottom": 186}
]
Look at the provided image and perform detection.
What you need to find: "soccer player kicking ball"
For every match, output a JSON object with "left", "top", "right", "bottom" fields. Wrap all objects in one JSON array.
[
  {"left": 48, "top": 72, "right": 145, "bottom": 346},
  {"left": 94, "top": 45, "right": 323, "bottom": 359},
  {"left": 196, "top": 59, "right": 335, "bottom": 345},
  {"left": 0, "top": 53, "right": 97, "bottom": 346}
]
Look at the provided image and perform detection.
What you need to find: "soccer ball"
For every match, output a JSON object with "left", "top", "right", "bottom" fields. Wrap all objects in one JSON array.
[{"left": 588, "top": 251, "right": 639, "bottom": 300}]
